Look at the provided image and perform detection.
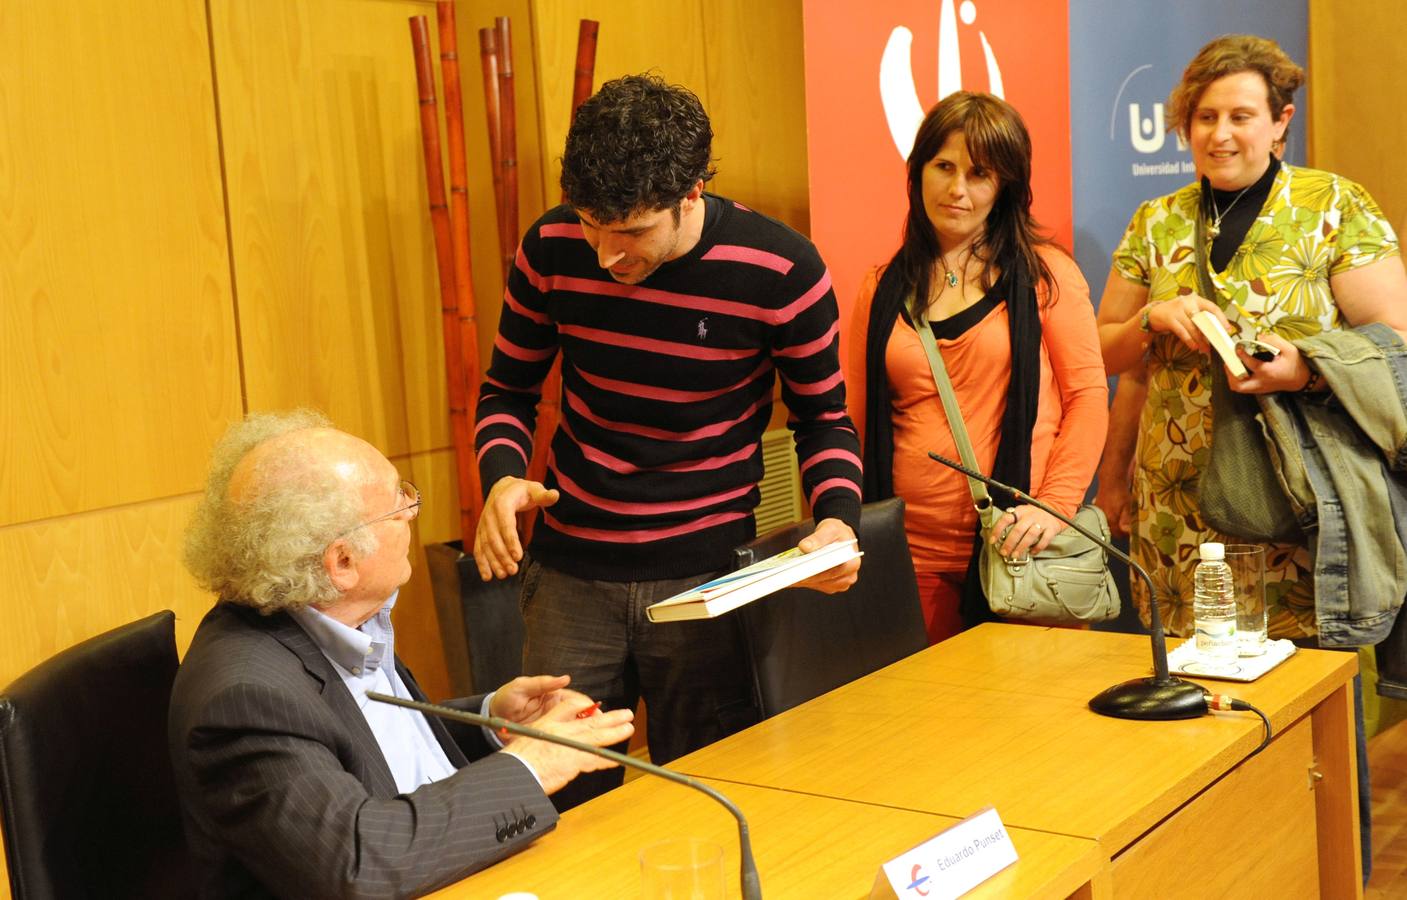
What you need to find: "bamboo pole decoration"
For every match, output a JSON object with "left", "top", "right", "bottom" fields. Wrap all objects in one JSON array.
[
  {"left": 570, "top": 20, "right": 599, "bottom": 124},
  {"left": 434, "top": 1, "right": 483, "bottom": 528},
  {"left": 563, "top": 20, "right": 599, "bottom": 203},
  {"left": 494, "top": 16, "right": 519, "bottom": 283},
  {"left": 409, "top": 15, "right": 478, "bottom": 543},
  {"left": 477, "top": 27, "right": 504, "bottom": 255},
  {"left": 490, "top": 14, "right": 548, "bottom": 529}
]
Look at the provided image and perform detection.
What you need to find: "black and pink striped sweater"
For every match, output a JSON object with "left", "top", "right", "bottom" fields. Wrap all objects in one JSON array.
[{"left": 475, "top": 196, "right": 862, "bottom": 582}]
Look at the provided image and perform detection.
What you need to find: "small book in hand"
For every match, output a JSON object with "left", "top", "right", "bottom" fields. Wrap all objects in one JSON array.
[
  {"left": 645, "top": 539, "right": 862, "bottom": 623},
  {"left": 1190, "top": 310, "right": 1249, "bottom": 378}
]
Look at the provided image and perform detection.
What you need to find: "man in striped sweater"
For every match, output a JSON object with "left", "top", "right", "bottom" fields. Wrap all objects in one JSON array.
[{"left": 473, "top": 74, "right": 863, "bottom": 807}]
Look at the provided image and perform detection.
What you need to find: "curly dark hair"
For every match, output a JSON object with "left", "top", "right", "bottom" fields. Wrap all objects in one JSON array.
[{"left": 560, "top": 73, "right": 717, "bottom": 223}]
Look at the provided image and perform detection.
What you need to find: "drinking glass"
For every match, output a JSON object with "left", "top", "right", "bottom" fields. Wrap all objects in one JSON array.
[
  {"left": 639, "top": 838, "right": 725, "bottom": 900},
  {"left": 1225, "top": 544, "right": 1267, "bottom": 656}
]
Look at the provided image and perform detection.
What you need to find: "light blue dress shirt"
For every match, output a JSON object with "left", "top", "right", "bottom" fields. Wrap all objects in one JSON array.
[{"left": 290, "top": 591, "right": 460, "bottom": 794}]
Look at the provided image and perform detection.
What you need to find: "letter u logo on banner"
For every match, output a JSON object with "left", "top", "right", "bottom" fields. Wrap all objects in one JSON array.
[
  {"left": 879, "top": 0, "right": 1005, "bottom": 158},
  {"left": 1128, "top": 103, "right": 1166, "bottom": 154}
]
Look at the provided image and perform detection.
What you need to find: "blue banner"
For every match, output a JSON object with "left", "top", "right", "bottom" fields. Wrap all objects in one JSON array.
[{"left": 1068, "top": 2, "right": 1308, "bottom": 295}]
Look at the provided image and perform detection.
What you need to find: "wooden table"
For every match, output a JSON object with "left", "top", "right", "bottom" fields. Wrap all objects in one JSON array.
[
  {"left": 675, "top": 625, "right": 1361, "bottom": 899},
  {"left": 433, "top": 776, "right": 1103, "bottom": 899},
  {"left": 443, "top": 624, "right": 1360, "bottom": 898}
]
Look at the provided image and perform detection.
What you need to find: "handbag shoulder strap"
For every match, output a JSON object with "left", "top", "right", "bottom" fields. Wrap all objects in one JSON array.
[
  {"left": 1192, "top": 197, "right": 1219, "bottom": 303},
  {"left": 914, "top": 315, "right": 991, "bottom": 508}
]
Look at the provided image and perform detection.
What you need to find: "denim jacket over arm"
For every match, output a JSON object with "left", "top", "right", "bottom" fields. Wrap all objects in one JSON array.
[{"left": 1258, "top": 323, "right": 1407, "bottom": 646}]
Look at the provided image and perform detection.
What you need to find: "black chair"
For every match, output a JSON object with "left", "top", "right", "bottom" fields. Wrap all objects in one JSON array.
[
  {"left": 732, "top": 497, "right": 927, "bottom": 717},
  {"left": 0, "top": 610, "right": 194, "bottom": 899},
  {"left": 1376, "top": 608, "right": 1407, "bottom": 700},
  {"left": 426, "top": 541, "right": 525, "bottom": 696}
]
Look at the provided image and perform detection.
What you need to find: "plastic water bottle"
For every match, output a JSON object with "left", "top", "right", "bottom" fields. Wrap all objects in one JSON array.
[{"left": 1194, "top": 542, "right": 1238, "bottom": 665}]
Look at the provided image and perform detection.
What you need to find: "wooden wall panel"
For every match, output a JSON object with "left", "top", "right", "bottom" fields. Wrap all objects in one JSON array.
[
  {"left": 702, "top": 0, "right": 809, "bottom": 234},
  {"left": 0, "top": 496, "right": 209, "bottom": 688},
  {"left": 210, "top": 0, "right": 448, "bottom": 458},
  {"left": 1309, "top": 1, "right": 1407, "bottom": 229},
  {"left": 0, "top": 0, "right": 240, "bottom": 528},
  {"left": 403, "top": 446, "right": 461, "bottom": 546}
]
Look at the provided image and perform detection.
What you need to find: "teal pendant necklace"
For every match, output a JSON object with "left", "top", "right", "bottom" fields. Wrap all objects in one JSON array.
[{"left": 939, "top": 250, "right": 966, "bottom": 289}]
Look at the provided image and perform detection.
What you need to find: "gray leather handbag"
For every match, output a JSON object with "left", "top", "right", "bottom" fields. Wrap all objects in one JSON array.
[{"left": 1190, "top": 208, "right": 1303, "bottom": 543}]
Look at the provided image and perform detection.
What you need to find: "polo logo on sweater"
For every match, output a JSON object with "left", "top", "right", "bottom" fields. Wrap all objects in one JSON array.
[{"left": 697, "top": 318, "right": 709, "bottom": 340}]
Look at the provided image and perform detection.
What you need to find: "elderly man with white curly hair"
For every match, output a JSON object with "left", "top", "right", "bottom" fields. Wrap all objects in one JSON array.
[{"left": 168, "top": 410, "right": 632, "bottom": 900}]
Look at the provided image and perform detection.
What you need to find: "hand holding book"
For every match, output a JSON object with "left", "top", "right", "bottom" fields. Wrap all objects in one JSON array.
[
  {"left": 1142, "top": 295, "right": 1226, "bottom": 357},
  {"left": 1192, "top": 315, "right": 1317, "bottom": 396},
  {"left": 645, "top": 539, "right": 864, "bottom": 623},
  {"left": 1190, "top": 310, "right": 1249, "bottom": 378},
  {"left": 790, "top": 517, "right": 861, "bottom": 594}
]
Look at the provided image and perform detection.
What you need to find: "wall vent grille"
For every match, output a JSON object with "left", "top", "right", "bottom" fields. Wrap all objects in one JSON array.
[{"left": 755, "top": 428, "right": 802, "bottom": 534}]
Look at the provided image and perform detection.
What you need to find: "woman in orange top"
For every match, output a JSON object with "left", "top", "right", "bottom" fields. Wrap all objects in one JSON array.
[{"left": 848, "top": 92, "right": 1108, "bottom": 644}]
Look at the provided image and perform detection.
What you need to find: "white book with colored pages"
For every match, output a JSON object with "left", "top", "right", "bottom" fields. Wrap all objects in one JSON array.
[
  {"left": 1191, "top": 310, "right": 1250, "bottom": 378},
  {"left": 645, "top": 539, "right": 862, "bottom": 623}
]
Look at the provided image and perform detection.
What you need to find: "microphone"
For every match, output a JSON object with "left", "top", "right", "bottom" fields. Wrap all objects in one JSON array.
[
  {"left": 366, "top": 691, "right": 762, "bottom": 899},
  {"left": 927, "top": 452, "right": 1210, "bottom": 720}
]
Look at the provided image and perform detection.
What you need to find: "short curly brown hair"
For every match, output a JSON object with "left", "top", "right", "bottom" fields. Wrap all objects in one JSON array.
[
  {"left": 560, "top": 73, "right": 717, "bottom": 223},
  {"left": 1167, "top": 34, "right": 1304, "bottom": 139}
]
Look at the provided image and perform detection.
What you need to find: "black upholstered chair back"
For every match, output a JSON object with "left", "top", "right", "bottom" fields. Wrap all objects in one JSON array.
[
  {"left": 0, "top": 610, "right": 195, "bottom": 899},
  {"left": 426, "top": 542, "right": 526, "bottom": 696},
  {"left": 733, "top": 497, "right": 927, "bottom": 717}
]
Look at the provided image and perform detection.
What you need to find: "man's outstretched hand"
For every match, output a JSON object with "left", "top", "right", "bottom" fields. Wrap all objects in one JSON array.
[{"left": 474, "top": 476, "right": 559, "bottom": 580}]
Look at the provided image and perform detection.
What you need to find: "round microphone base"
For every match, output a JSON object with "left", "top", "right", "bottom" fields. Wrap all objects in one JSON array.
[{"left": 1089, "top": 676, "right": 1208, "bottom": 720}]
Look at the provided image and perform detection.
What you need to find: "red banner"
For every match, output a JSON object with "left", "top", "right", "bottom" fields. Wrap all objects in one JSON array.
[{"left": 803, "top": 0, "right": 1071, "bottom": 330}]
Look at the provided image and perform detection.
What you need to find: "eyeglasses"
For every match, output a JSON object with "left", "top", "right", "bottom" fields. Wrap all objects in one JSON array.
[{"left": 338, "top": 481, "right": 421, "bottom": 538}]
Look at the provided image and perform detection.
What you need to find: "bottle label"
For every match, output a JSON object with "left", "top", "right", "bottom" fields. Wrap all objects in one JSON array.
[{"left": 1195, "top": 612, "right": 1237, "bottom": 663}]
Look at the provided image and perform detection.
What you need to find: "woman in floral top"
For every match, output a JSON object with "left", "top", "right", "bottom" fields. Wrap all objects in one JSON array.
[{"left": 1094, "top": 35, "right": 1407, "bottom": 640}]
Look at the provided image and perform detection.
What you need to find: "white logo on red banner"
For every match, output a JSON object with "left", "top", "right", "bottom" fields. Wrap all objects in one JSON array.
[{"left": 879, "top": 0, "right": 1006, "bottom": 157}]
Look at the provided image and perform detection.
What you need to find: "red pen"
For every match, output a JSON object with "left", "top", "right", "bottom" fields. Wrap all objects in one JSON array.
[{"left": 576, "top": 701, "right": 602, "bottom": 719}]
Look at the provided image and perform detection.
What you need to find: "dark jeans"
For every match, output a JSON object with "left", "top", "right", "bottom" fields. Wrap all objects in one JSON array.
[{"left": 519, "top": 559, "right": 760, "bottom": 811}]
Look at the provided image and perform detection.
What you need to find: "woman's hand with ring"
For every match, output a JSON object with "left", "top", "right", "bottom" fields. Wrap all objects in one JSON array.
[
  {"left": 1144, "top": 295, "right": 1227, "bottom": 355},
  {"left": 993, "top": 505, "right": 1066, "bottom": 559}
]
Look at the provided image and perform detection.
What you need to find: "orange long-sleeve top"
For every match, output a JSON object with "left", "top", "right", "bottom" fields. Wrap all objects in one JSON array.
[{"left": 846, "top": 247, "right": 1109, "bottom": 574}]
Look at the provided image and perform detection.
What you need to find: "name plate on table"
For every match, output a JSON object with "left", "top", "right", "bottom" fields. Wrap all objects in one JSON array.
[{"left": 870, "top": 807, "right": 1018, "bottom": 899}]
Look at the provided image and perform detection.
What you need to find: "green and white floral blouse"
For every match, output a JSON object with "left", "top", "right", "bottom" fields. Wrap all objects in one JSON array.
[{"left": 1112, "top": 164, "right": 1399, "bottom": 638}]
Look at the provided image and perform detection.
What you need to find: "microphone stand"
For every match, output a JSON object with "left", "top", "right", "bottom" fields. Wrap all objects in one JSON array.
[
  {"left": 928, "top": 452, "right": 1209, "bottom": 719},
  {"left": 367, "top": 691, "right": 763, "bottom": 899}
]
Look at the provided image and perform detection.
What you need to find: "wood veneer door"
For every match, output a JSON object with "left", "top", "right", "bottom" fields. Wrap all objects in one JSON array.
[{"left": 1110, "top": 715, "right": 1320, "bottom": 899}]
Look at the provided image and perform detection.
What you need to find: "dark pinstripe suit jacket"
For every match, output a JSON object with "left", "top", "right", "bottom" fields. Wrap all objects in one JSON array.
[{"left": 168, "top": 602, "right": 558, "bottom": 899}]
